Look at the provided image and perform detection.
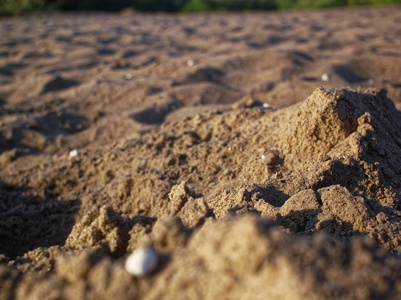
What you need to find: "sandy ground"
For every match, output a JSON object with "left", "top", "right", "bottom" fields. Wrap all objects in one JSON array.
[{"left": 1, "top": 6, "right": 401, "bottom": 299}]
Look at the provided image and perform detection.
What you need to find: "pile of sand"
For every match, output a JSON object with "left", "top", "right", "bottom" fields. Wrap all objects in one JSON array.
[{"left": 1, "top": 87, "right": 401, "bottom": 299}]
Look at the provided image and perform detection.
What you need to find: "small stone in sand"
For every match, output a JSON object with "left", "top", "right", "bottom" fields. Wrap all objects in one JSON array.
[
  {"left": 321, "top": 73, "right": 329, "bottom": 81},
  {"left": 125, "top": 247, "right": 159, "bottom": 278},
  {"left": 125, "top": 73, "right": 133, "bottom": 80},
  {"left": 69, "top": 149, "right": 80, "bottom": 157},
  {"left": 187, "top": 59, "right": 195, "bottom": 66}
]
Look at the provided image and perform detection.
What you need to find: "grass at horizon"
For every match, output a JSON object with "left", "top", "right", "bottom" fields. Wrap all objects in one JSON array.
[{"left": 0, "top": 0, "right": 400, "bottom": 16}]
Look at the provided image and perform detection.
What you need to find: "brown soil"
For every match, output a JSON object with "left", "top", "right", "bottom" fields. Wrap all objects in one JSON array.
[{"left": 1, "top": 7, "right": 401, "bottom": 300}]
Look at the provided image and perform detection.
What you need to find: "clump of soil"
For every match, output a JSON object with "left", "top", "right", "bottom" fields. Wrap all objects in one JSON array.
[{"left": 2, "top": 87, "right": 401, "bottom": 299}]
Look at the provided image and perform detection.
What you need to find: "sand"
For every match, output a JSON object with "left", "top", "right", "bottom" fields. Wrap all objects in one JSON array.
[{"left": 1, "top": 6, "right": 401, "bottom": 299}]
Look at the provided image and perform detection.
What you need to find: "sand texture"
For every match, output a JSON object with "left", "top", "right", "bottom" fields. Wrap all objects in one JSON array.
[{"left": 1, "top": 6, "right": 401, "bottom": 299}]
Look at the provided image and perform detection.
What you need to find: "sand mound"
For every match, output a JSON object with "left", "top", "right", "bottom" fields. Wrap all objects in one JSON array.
[
  {"left": 6, "top": 216, "right": 401, "bottom": 300},
  {"left": 2, "top": 87, "right": 401, "bottom": 299}
]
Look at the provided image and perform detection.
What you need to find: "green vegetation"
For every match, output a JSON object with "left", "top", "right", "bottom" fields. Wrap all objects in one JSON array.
[
  {"left": 183, "top": 0, "right": 278, "bottom": 12},
  {"left": 0, "top": 0, "right": 400, "bottom": 16},
  {"left": 0, "top": 0, "right": 51, "bottom": 15}
]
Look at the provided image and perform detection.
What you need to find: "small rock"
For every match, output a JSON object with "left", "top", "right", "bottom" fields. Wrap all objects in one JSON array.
[
  {"left": 125, "top": 247, "right": 159, "bottom": 277},
  {"left": 321, "top": 73, "right": 329, "bottom": 82},
  {"left": 69, "top": 149, "right": 80, "bottom": 158}
]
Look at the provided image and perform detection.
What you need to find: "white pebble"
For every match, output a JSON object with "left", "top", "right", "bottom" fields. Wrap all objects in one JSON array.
[
  {"left": 321, "top": 73, "right": 329, "bottom": 82},
  {"left": 187, "top": 59, "right": 195, "bottom": 66},
  {"left": 262, "top": 103, "right": 271, "bottom": 108},
  {"left": 125, "top": 73, "right": 133, "bottom": 80},
  {"left": 261, "top": 154, "right": 266, "bottom": 160},
  {"left": 125, "top": 247, "right": 159, "bottom": 277},
  {"left": 69, "top": 149, "right": 80, "bottom": 157}
]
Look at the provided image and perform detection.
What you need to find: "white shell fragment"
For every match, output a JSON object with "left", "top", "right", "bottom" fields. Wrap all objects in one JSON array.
[
  {"left": 125, "top": 247, "right": 159, "bottom": 277},
  {"left": 69, "top": 149, "right": 80, "bottom": 157},
  {"left": 321, "top": 73, "right": 329, "bottom": 82}
]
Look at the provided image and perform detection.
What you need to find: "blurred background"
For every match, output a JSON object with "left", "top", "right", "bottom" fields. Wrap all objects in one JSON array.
[{"left": 1, "top": 0, "right": 400, "bottom": 15}]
